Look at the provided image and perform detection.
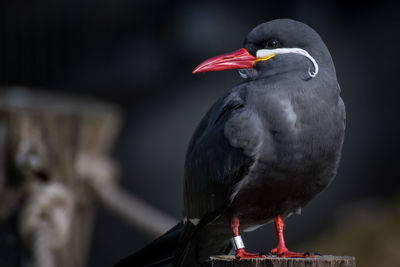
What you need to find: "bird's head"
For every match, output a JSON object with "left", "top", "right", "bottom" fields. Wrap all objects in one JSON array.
[{"left": 192, "top": 19, "right": 334, "bottom": 79}]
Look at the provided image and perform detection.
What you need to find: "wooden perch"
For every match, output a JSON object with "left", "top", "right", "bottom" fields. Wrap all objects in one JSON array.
[{"left": 209, "top": 255, "right": 356, "bottom": 267}]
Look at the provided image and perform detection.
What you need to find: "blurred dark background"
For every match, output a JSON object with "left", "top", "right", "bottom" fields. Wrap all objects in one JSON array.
[{"left": 1, "top": 0, "right": 400, "bottom": 266}]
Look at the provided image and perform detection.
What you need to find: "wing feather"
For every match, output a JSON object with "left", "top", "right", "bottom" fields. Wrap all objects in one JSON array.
[{"left": 183, "top": 87, "right": 264, "bottom": 220}]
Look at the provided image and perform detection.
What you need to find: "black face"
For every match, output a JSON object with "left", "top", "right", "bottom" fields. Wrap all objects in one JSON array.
[
  {"left": 243, "top": 18, "right": 325, "bottom": 57},
  {"left": 244, "top": 37, "right": 282, "bottom": 56},
  {"left": 265, "top": 39, "right": 280, "bottom": 49}
]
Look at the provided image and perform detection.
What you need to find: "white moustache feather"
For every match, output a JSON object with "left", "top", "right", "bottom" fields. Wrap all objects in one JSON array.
[{"left": 256, "top": 48, "right": 319, "bottom": 78}]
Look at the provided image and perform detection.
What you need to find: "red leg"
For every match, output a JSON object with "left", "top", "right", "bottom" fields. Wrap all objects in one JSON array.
[
  {"left": 230, "top": 216, "right": 266, "bottom": 259},
  {"left": 271, "top": 215, "right": 314, "bottom": 258}
]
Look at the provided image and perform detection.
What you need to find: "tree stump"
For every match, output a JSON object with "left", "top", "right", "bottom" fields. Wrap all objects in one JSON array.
[
  {"left": 209, "top": 255, "right": 356, "bottom": 267},
  {"left": 0, "top": 88, "right": 121, "bottom": 267},
  {"left": 0, "top": 87, "right": 178, "bottom": 267}
]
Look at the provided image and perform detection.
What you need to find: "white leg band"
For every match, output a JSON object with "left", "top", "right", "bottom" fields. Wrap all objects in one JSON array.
[{"left": 231, "top": 235, "right": 245, "bottom": 250}]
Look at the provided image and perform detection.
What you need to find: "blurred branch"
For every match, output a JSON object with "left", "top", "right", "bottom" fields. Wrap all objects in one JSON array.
[{"left": 77, "top": 155, "right": 179, "bottom": 237}]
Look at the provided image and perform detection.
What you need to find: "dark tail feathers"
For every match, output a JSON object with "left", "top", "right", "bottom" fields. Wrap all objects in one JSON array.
[{"left": 113, "top": 222, "right": 183, "bottom": 267}]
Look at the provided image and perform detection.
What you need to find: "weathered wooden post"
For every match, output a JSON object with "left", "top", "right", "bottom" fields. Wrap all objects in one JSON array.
[{"left": 209, "top": 255, "right": 356, "bottom": 267}]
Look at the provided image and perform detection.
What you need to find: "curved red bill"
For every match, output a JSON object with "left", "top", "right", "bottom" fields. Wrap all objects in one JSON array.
[{"left": 192, "top": 48, "right": 257, "bottom": 74}]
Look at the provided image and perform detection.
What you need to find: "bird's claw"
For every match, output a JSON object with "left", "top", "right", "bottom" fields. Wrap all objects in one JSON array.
[
  {"left": 235, "top": 248, "right": 266, "bottom": 260},
  {"left": 271, "top": 247, "right": 314, "bottom": 258}
]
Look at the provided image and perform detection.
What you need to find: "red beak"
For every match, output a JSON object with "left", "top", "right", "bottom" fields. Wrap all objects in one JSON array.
[{"left": 192, "top": 48, "right": 257, "bottom": 74}]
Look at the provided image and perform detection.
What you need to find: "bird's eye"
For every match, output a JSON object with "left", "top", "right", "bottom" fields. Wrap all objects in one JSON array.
[{"left": 265, "top": 39, "right": 279, "bottom": 49}]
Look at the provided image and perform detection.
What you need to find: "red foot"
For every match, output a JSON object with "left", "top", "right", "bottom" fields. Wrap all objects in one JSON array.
[
  {"left": 236, "top": 248, "right": 266, "bottom": 260},
  {"left": 271, "top": 247, "right": 314, "bottom": 258},
  {"left": 271, "top": 215, "right": 314, "bottom": 258}
]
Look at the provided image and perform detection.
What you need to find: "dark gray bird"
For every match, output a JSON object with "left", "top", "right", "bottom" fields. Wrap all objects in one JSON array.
[{"left": 114, "top": 18, "right": 345, "bottom": 267}]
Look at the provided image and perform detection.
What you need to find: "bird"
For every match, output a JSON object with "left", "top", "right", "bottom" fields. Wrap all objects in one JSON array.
[{"left": 114, "top": 18, "right": 345, "bottom": 267}]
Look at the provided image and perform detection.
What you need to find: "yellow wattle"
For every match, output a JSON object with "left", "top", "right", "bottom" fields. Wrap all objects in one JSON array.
[{"left": 255, "top": 54, "right": 275, "bottom": 62}]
